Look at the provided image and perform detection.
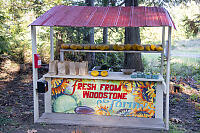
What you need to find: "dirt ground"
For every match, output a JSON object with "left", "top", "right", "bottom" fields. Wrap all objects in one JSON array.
[{"left": 0, "top": 61, "right": 199, "bottom": 133}]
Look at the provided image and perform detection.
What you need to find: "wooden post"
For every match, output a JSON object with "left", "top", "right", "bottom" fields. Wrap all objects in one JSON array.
[
  {"left": 44, "top": 26, "right": 54, "bottom": 113},
  {"left": 165, "top": 26, "right": 172, "bottom": 130},
  {"left": 161, "top": 26, "right": 165, "bottom": 76},
  {"left": 155, "top": 82, "right": 163, "bottom": 120},
  {"left": 50, "top": 26, "right": 54, "bottom": 61},
  {"left": 60, "top": 51, "right": 64, "bottom": 61},
  {"left": 31, "top": 26, "right": 39, "bottom": 122},
  {"left": 45, "top": 77, "right": 52, "bottom": 113}
]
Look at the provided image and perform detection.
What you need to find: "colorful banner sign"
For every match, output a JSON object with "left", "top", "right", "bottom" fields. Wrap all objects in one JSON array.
[{"left": 51, "top": 78, "right": 156, "bottom": 118}]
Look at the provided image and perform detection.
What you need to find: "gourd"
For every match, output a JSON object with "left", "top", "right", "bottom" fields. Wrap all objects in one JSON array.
[
  {"left": 96, "top": 45, "right": 101, "bottom": 50},
  {"left": 61, "top": 44, "right": 70, "bottom": 49},
  {"left": 132, "top": 44, "right": 138, "bottom": 50},
  {"left": 70, "top": 44, "right": 78, "bottom": 50},
  {"left": 99, "top": 45, "right": 106, "bottom": 50},
  {"left": 104, "top": 45, "right": 110, "bottom": 50},
  {"left": 91, "top": 70, "right": 99, "bottom": 77},
  {"left": 137, "top": 45, "right": 144, "bottom": 51},
  {"left": 145, "top": 45, "right": 151, "bottom": 51},
  {"left": 90, "top": 45, "right": 96, "bottom": 50},
  {"left": 101, "top": 71, "right": 108, "bottom": 77},
  {"left": 84, "top": 45, "right": 90, "bottom": 50},
  {"left": 150, "top": 44, "right": 156, "bottom": 51},
  {"left": 156, "top": 46, "right": 163, "bottom": 51},
  {"left": 77, "top": 44, "right": 83, "bottom": 50},
  {"left": 124, "top": 44, "right": 132, "bottom": 50},
  {"left": 117, "top": 45, "right": 125, "bottom": 51},
  {"left": 113, "top": 44, "right": 118, "bottom": 51}
]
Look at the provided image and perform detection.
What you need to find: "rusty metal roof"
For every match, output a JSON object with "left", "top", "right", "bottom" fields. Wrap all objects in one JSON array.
[{"left": 30, "top": 5, "right": 176, "bottom": 28}]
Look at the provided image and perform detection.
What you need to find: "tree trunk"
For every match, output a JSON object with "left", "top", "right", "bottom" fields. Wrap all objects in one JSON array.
[
  {"left": 103, "top": 0, "right": 109, "bottom": 62},
  {"left": 124, "top": 0, "right": 144, "bottom": 72},
  {"left": 85, "top": 0, "right": 94, "bottom": 69}
]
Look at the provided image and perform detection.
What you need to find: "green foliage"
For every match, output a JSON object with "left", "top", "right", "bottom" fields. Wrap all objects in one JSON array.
[
  {"left": 183, "top": 14, "right": 200, "bottom": 38},
  {"left": 169, "top": 122, "right": 186, "bottom": 133},
  {"left": 190, "top": 94, "right": 200, "bottom": 102}
]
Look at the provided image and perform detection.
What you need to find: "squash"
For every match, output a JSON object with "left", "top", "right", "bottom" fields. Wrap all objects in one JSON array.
[
  {"left": 125, "top": 44, "right": 132, "bottom": 50},
  {"left": 91, "top": 70, "right": 99, "bottom": 77},
  {"left": 145, "top": 45, "right": 151, "bottom": 51},
  {"left": 137, "top": 45, "right": 144, "bottom": 51},
  {"left": 77, "top": 44, "right": 83, "bottom": 50},
  {"left": 96, "top": 45, "right": 101, "bottom": 50},
  {"left": 113, "top": 44, "right": 118, "bottom": 51},
  {"left": 70, "top": 44, "right": 78, "bottom": 50},
  {"left": 104, "top": 45, "right": 110, "bottom": 50},
  {"left": 101, "top": 71, "right": 108, "bottom": 77},
  {"left": 156, "top": 46, "right": 163, "bottom": 51},
  {"left": 132, "top": 44, "right": 138, "bottom": 50},
  {"left": 150, "top": 44, "right": 156, "bottom": 51},
  {"left": 117, "top": 45, "right": 125, "bottom": 51},
  {"left": 84, "top": 45, "right": 90, "bottom": 50},
  {"left": 61, "top": 44, "right": 70, "bottom": 49},
  {"left": 90, "top": 45, "right": 96, "bottom": 50},
  {"left": 99, "top": 45, "right": 106, "bottom": 51}
]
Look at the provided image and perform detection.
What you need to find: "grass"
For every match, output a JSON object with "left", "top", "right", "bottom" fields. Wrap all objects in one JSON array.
[{"left": 169, "top": 122, "right": 186, "bottom": 133}]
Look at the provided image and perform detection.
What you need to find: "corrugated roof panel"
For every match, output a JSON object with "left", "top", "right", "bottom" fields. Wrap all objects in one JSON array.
[
  {"left": 57, "top": 6, "right": 85, "bottom": 26},
  {"left": 101, "top": 6, "right": 121, "bottom": 27},
  {"left": 45, "top": 6, "right": 74, "bottom": 26},
  {"left": 116, "top": 7, "right": 131, "bottom": 27},
  {"left": 71, "top": 6, "right": 97, "bottom": 27},
  {"left": 145, "top": 7, "right": 160, "bottom": 26},
  {"left": 87, "top": 7, "right": 109, "bottom": 27},
  {"left": 30, "top": 5, "right": 176, "bottom": 29},
  {"left": 131, "top": 7, "right": 146, "bottom": 27},
  {"left": 157, "top": 7, "right": 170, "bottom": 26}
]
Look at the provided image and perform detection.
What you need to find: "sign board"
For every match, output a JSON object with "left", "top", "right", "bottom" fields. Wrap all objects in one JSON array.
[{"left": 51, "top": 78, "right": 156, "bottom": 118}]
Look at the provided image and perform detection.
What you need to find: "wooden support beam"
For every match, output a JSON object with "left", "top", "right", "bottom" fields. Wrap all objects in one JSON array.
[
  {"left": 50, "top": 26, "right": 54, "bottom": 61},
  {"left": 31, "top": 26, "right": 39, "bottom": 122},
  {"left": 165, "top": 26, "right": 172, "bottom": 130},
  {"left": 45, "top": 77, "right": 52, "bottom": 113},
  {"left": 161, "top": 26, "right": 165, "bottom": 76}
]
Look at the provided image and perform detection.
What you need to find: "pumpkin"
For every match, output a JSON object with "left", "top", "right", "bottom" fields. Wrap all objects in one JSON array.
[
  {"left": 137, "top": 45, "right": 144, "bottom": 51},
  {"left": 90, "top": 45, "right": 96, "bottom": 50},
  {"left": 150, "top": 44, "right": 156, "bottom": 51},
  {"left": 145, "top": 45, "right": 151, "bottom": 51},
  {"left": 77, "top": 44, "right": 83, "bottom": 50},
  {"left": 125, "top": 44, "right": 132, "bottom": 50},
  {"left": 132, "top": 44, "right": 138, "bottom": 50},
  {"left": 117, "top": 45, "right": 125, "bottom": 51},
  {"left": 91, "top": 70, "right": 99, "bottom": 77},
  {"left": 113, "top": 44, "right": 118, "bottom": 50},
  {"left": 99, "top": 45, "right": 106, "bottom": 51},
  {"left": 104, "top": 45, "right": 110, "bottom": 50},
  {"left": 70, "top": 44, "right": 78, "bottom": 50},
  {"left": 101, "top": 71, "right": 108, "bottom": 77},
  {"left": 96, "top": 45, "right": 101, "bottom": 50},
  {"left": 156, "top": 46, "right": 163, "bottom": 51},
  {"left": 61, "top": 44, "right": 69, "bottom": 49},
  {"left": 84, "top": 45, "right": 90, "bottom": 50}
]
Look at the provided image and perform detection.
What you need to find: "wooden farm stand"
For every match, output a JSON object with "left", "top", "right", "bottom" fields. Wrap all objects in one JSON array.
[{"left": 30, "top": 5, "right": 175, "bottom": 130}]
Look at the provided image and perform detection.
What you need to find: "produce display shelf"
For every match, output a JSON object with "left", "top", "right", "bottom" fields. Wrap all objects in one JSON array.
[
  {"left": 43, "top": 72, "right": 164, "bottom": 82},
  {"left": 60, "top": 49, "right": 163, "bottom": 53}
]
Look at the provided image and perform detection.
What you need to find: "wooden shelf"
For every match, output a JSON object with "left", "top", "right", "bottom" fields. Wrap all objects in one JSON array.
[
  {"left": 43, "top": 72, "right": 164, "bottom": 82},
  {"left": 36, "top": 113, "right": 165, "bottom": 130},
  {"left": 60, "top": 49, "right": 163, "bottom": 54}
]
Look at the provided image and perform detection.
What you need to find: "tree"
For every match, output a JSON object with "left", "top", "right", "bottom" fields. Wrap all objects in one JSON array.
[
  {"left": 124, "top": 0, "right": 144, "bottom": 71},
  {"left": 85, "top": 0, "right": 95, "bottom": 69}
]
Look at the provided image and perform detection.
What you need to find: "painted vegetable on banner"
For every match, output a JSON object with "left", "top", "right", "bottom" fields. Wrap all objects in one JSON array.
[{"left": 51, "top": 78, "right": 156, "bottom": 118}]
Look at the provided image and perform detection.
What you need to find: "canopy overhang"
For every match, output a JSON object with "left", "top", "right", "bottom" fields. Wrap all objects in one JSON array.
[{"left": 30, "top": 5, "right": 176, "bottom": 29}]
